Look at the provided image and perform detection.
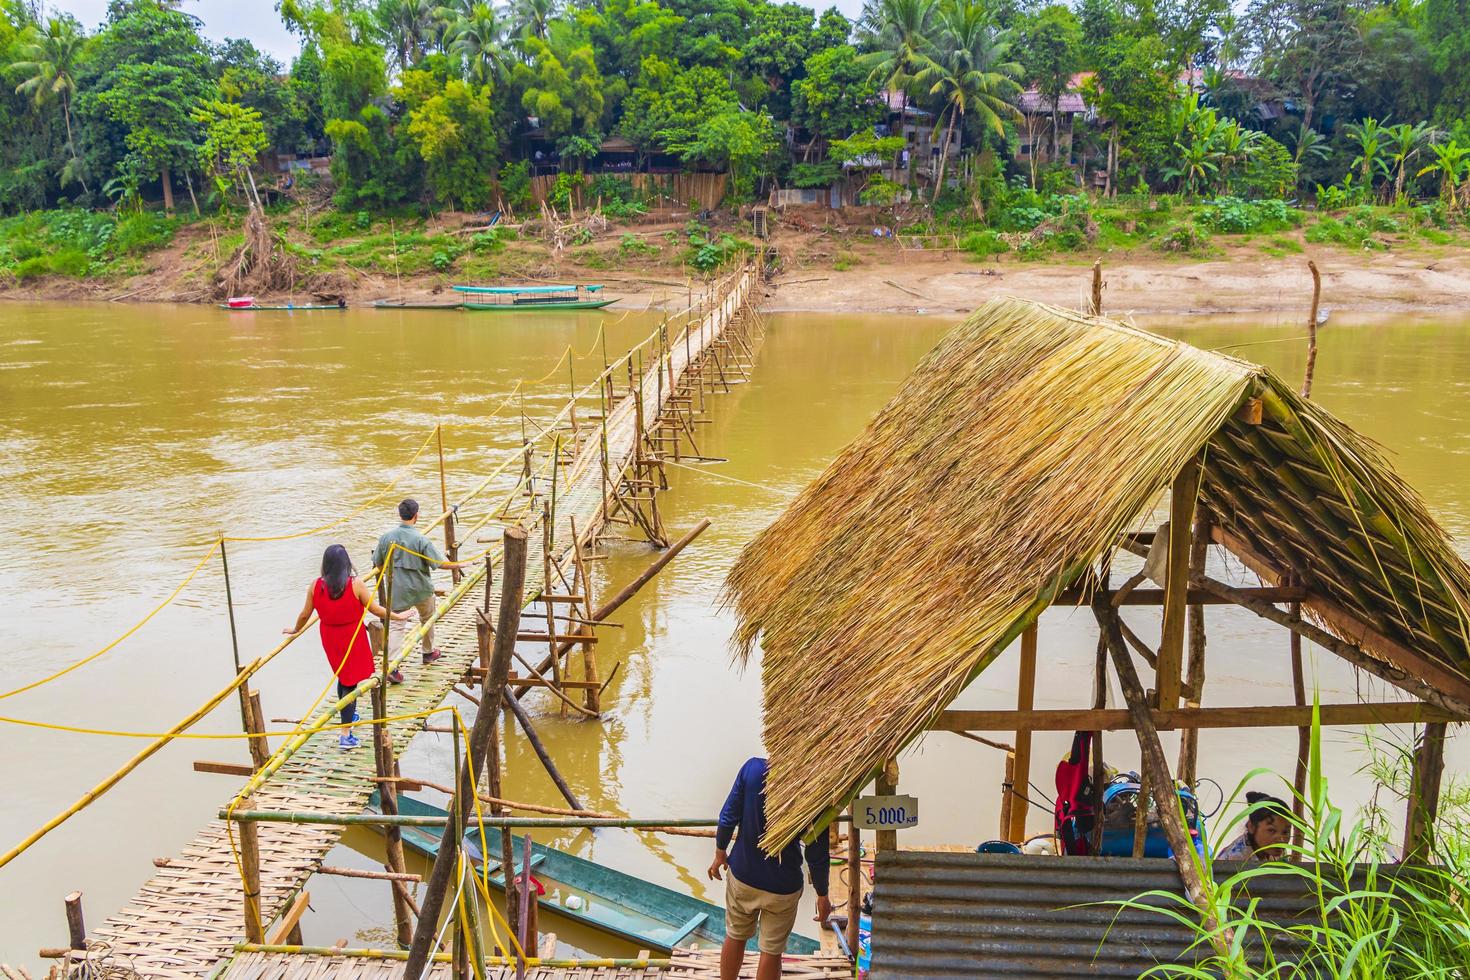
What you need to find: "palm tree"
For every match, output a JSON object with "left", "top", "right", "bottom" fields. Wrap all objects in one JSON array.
[
  {"left": 375, "top": 0, "right": 437, "bottom": 73},
  {"left": 446, "top": 3, "right": 508, "bottom": 86},
  {"left": 509, "top": 0, "right": 558, "bottom": 40},
  {"left": 1213, "top": 118, "right": 1260, "bottom": 193},
  {"left": 1345, "top": 117, "right": 1391, "bottom": 199},
  {"left": 13, "top": 16, "right": 89, "bottom": 193},
  {"left": 859, "top": 0, "right": 937, "bottom": 182},
  {"left": 911, "top": 0, "right": 1022, "bottom": 203},
  {"left": 1417, "top": 140, "right": 1470, "bottom": 213},
  {"left": 1386, "top": 121, "right": 1432, "bottom": 204}
]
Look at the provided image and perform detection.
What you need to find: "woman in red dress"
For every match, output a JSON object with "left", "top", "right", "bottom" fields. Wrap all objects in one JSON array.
[{"left": 285, "top": 544, "right": 408, "bottom": 749}]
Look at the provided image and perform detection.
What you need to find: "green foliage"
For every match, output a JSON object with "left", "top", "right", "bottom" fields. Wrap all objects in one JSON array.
[
  {"left": 960, "top": 229, "right": 1009, "bottom": 257},
  {"left": 619, "top": 231, "right": 659, "bottom": 256},
  {"left": 0, "top": 207, "right": 176, "bottom": 279},
  {"left": 402, "top": 76, "right": 500, "bottom": 209},
  {"left": 548, "top": 171, "right": 583, "bottom": 210},
  {"left": 1151, "top": 220, "right": 1210, "bottom": 254},
  {"left": 683, "top": 221, "right": 750, "bottom": 270},
  {"left": 662, "top": 108, "right": 778, "bottom": 200},
  {"left": 791, "top": 45, "right": 880, "bottom": 145},
  {"left": 1196, "top": 197, "right": 1299, "bottom": 234},
  {"left": 194, "top": 100, "right": 269, "bottom": 207},
  {"left": 497, "top": 160, "right": 533, "bottom": 212},
  {"left": 1238, "top": 136, "right": 1298, "bottom": 200},
  {"left": 513, "top": 28, "right": 605, "bottom": 143},
  {"left": 790, "top": 161, "right": 842, "bottom": 188}
]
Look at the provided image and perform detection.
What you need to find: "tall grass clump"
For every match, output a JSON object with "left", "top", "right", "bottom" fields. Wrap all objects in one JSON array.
[{"left": 1114, "top": 705, "right": 1470, "bottom": 978}]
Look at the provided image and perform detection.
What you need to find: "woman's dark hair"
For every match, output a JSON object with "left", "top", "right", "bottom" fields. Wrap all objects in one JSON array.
[
  {"left": 1245, "top": 791, "right": 1291, "bottom": 824},
  {"left": 321, "top": 544, "right": 354, "bottom": 600}
]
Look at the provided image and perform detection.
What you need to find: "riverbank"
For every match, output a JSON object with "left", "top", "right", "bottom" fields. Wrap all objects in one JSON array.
[{"left": 4, "top": 205, "right": 1470, "bottom": 316}]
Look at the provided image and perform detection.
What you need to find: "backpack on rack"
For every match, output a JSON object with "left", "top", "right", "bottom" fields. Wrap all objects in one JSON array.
[{"left": 1053, "top": 731, "right": 1097, "bottom": 855}]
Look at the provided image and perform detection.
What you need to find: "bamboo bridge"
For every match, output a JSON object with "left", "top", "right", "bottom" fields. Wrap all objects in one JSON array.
[{"left": 66, "top": 261, "right": 768, "bottom": 979}]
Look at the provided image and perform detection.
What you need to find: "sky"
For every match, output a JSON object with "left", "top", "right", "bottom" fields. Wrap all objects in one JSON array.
[{"left": 42, "top": 0, "right": 870, "bottom": 66}]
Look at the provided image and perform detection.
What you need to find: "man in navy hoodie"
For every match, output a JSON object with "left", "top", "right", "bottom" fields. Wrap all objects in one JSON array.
[{"left": 708, "top": 757, "right": 831, "bottom": 980}]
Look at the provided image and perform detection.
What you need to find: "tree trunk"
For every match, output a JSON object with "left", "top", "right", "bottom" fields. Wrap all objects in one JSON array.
[
  {"left": 1052, "top": 105, "right": 1061, "bottom": 162},
  {"left": 930, "top": 105, "right": 958, "bottom": 205},
  {"left": 62, "top": 98, "right": 89, "bottom": 195},
  {"left": 161, "top": 166, "right": 175, "bottom": 213},
  {"left": 185, "top": 171, "right": 200, "bottom": 216}
]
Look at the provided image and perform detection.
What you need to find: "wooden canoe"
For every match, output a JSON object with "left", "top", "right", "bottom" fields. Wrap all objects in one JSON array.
[{"left": 369, "top": 793, "right": 821, "bottom": 955}]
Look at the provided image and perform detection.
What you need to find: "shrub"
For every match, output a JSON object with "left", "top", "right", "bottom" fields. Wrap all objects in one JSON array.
[
  {"left": 1197, "top": 197, "right": 1300, "bottom": 234},
  {"left": 961, "top": 230, "right": 1010, "bottom": 258},
  {"left": 15, "top": 248, "right": 92, "bottom": 278},
  {"left": 470, "top": 228, "right": 505, "bottom": 252},
  {"left": 619, "top": 233, "right": 658, "bottom": 257},
  {"left": 1152, "top": 221, "right": 1210, "bottom": 254},
  {"left": 497, "top": 160, "right": 533, "bottom": 213},
  {"left": 429, "top": 249, "right": 455, "bottom": 272},
  {"left": 111, "top": 212, "right": 176, "bottom": 255}
]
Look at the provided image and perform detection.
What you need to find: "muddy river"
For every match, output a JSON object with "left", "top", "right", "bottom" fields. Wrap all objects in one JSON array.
[{"left": 0, "top": 301, "right": 1466, "bottom": 964}]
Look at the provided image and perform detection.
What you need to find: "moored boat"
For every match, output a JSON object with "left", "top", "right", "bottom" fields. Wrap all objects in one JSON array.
[
  {"left": 452, "top": 284, "right": 615, "bottom": 311},
  {"left": 368, "top": 792, "right": 820, "bottom": 955},
  {"left": 372, "top": 299, "right": 465, "bottom": 310},
  {"left": 220, "top": 300, "right": 347, "bottom": 311}
]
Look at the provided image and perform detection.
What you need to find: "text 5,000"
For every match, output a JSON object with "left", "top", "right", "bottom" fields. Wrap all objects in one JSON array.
[{"left": 864, "top": 805, "right": 908, "bottom": 825}]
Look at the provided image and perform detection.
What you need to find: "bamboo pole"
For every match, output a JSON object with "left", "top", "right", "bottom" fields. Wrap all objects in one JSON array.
[
  {"left": 1177, "top": 513, "right": 1209, "bottom": 785},
  {"left": 1290, "top": 602, "right": 1309, "bottom": 850},
  {"left": 1302, "top": 260, "right": 1321, "bottom": 398},
  {"left": 232, "top": 944, "right": 671, "bottom": 968},
  {"left": 405, "top": 527, "right": 528, "bottom": 979},
  {"left": 0, "top": 657, "right": 261, "bottom": 870},
  {"left": 1090, "top": 260, "right": 1103, "bottom": 316},
  {"left": 569, "top": 516, "right": 600, "bottom": 713},
  {"left": 502, "top": 688, "right": 583, "bottom": 810},
  {"left": 1094, "top": 597, "right": 1225, "bottom": 951},
  {"left": 1157, "top": 462, "right": 1200, "bottom": 709},
  {"left": 237, "top": 795, "right": 264, "bottom": 943},
  {"left": 1007, "top": 625, "right": 1038, "bottom": 842}
]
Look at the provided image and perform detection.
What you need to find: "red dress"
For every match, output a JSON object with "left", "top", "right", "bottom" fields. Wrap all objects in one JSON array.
[{"left": 312, "top": 577, "right": 376, "bottom": 686}]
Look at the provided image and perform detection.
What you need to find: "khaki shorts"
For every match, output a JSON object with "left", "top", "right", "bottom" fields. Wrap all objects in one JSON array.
[{"left": 724, "top": 873, "right": 800, "bottom": 956}]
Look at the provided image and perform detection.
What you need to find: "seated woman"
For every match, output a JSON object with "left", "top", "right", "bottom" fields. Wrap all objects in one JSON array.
[
  {"left": 285, "top": 544, "right": 409, "bottom": 749},
  {"left": 1217, "top": 791, "right": 1293, "bottom": 863}
]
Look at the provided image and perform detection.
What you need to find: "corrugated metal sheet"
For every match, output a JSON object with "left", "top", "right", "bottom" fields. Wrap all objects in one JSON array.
[{"left": 869, "top": 850, "right": 1356, "bottom": 978}]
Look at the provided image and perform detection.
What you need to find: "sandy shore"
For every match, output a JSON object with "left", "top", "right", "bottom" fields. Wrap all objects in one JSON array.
[
  {"left": 6, "top": 238, "right": 1470, "bottom": 318},
  {"left": 756, "top": 246, "right": 1470, "bottom": 317}
]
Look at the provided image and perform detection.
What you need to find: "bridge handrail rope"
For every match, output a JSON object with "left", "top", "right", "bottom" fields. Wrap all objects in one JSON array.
[{"left": 0, "top": 319, "right": 624, "bottom": 704}]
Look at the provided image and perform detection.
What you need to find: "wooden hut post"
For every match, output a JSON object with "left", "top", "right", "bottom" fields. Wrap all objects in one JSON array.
[
  {"left": 1094, "top": 600, "right": 1224, "bottom": 947},
  {"left": 1090, "top": 260, "right": 1103, "bottom": 316},
  {"left": 236, "top": 798, "right": 264, "bottom": 943},
  {"left": 997, "top": 751, "right": 1015, "bottom": 839},
  {"left": 63, "top": 891, "right": 85, "bottom": 950},
  {"left": 405, "top": 528, "right": 528, "bottom": 978},
  {"left": 1177, "top": 512, "right": 1210, "bottom": 785},
  {"left": 1157, "top": 461, "right": 1200, "bottom": 711},
  {"left": 845, "top": 802, "right": 862, "bottom": 955},
  {"left": 1289, "top": 608, "right": 1309, "bottom": 849},
  {"left": 245, "top": 689, "right": 270, "bottom": 771},
  {"left": 1404, "top": 721, "right": 1448, "bottom": 861},
  {"left": 1007, "top": 624, "right": 1039, "bottom": 842},
  {"left": 875, "top": 759, "right": 900, "bottom": 853}
]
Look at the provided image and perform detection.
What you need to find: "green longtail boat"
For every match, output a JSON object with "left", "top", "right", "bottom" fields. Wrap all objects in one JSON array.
[
  {"left": 452, "top": 284, "right": 615, "bottom": 311},
  {"left": 367, "top": 792, "right": 821, "bottom": 955},
  {"left": 372, "top": 299, "right": 465, "bottom": 310}
]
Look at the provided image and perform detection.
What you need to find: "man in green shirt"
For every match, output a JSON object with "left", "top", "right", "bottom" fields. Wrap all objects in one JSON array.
[{"left": 373, "top": 499, "right": 473, "bottom": 682}]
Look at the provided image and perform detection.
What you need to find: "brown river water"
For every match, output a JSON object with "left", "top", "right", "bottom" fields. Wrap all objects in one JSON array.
[{"left": 0, "top": 300, "right": 1466, "bottom": 964}]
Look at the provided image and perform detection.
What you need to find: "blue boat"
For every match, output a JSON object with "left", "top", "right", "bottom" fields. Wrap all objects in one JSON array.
[
  {"left": 450, "top": 284, "right": 613, "bottom": 311},
  {"left": 368, "top": 792, "right": 821, "bottom": 955}
]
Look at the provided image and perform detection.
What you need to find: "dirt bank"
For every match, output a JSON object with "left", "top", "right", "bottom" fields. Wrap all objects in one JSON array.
[
  {"left": 762, "top": 244, "right": 1470, "bottom": 317},
  {"left": 5, "top": 214, "right": 1470, "bottom": 317}
]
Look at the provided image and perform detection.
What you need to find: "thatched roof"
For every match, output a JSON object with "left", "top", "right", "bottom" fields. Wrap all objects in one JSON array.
[{"left": 724, "top": 298, "right": 1470, "bottom": 853}]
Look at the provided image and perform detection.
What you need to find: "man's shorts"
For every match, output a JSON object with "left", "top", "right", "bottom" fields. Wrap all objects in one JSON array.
[{"left": 724, "top": 873, "right": 800, "bottom": 956}]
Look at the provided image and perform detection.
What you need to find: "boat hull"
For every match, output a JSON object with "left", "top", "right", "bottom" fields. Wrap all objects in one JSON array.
[
  {"left": 461, "top": 299, "right": 615, "bottom": 311},
  {"left": 219, "top": 304, "right": 346, "bottom": 311},
  {"left": 370, "top": 793, "right": 819, "bottom": 955},
  {"left": 372, "top": 301, "right": 465, "bottom": 310}
]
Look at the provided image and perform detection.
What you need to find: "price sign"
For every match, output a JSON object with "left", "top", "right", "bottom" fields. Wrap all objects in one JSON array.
[{"left": 854, "top": 794, "right": 919, "bottom": 831}]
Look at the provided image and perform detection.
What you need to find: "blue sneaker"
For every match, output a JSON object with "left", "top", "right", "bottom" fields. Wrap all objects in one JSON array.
[{"left": 339, "top": 731, "right": 360, "bottom": 750}]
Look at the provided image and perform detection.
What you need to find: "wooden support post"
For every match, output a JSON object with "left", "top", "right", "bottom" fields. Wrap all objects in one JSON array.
[
  {"left": 997, "top": 751, "right": 1014, "bottom": 840},
  {"left": 1404, "top": 721, "right": 1447, "bottom": 861},
  {"left": 569, "top": 516, "right": 600, "bottom": 714},
  {"left": 1091, "top": 260, "right": 1103, "bottom": 316},
  {"left": 1094, "top": 598, "right": 1225, "bottom": 949},
  {"left": 845, "top": 803, "right": 861, "bottom": 956},
  {"left": 1289, "top": 605, "right": 1309, "bottom": 850},
  {"left": 1131, "top": 770, "right": 1151, "bottom": 858},
  {"left": 63, "top": 892, "right": 85, "bottom": 950},
  {"left": 874, "top": 759, "right": 899, "bottom": 853},
  {"left": 243, "top": 689, "right": 270, "bottom": 771},
  {"left": 1157, "top": 462, "right": 1200, "bottom": 710},
  {"left": 542, "top": 504, "right": 564, "bottom": 718},
  {"left": 1007, "top": 625, "right": 1038, "bottom": 843},
  {"left": 444, "top": 510, "right": 461, "bottom": 587},
  {"left": 237, "top": 796, "right": 264, "bottom": 944},
  {"left": 1302, "top": 260, "right": 1322, "bottom": 398},
  {"left": 1177, "top": 513, "right": 1209, "bottom": 786},
  {"left": 405, "top": 528, "right": 527, "bottom": 978},
  {"left": 376, "top": 726, "right": 414, "bottom": 948}
]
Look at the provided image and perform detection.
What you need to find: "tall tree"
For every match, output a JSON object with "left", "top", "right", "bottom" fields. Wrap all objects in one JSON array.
[
  {"left": 792, "top": 44, "right": 882, "bottom": 158},
  {"left": 78, "top": 0, "right": 214, "bottom": 212},
  {"left": 1016, "top": 4, "right": 1081, "bottom": 160},
  {"left": 912, "top": 0, "right": 1023, "bottom": 201},
  {"left": 12, "top": 14, "right": 89, "bottom": 192},
  {"left": 1245, "top": 0, "right": 1365, "bottom": 135},
  {"left": 374, "top": 0, "right": 437, "bottom": 73},
  {"left": 446, "top": 2, "right": 507, "bottom": 86}
]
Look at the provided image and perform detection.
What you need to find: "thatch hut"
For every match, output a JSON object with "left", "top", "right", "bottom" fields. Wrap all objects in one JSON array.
[{"left": 723, "top": 297, "right": 1470, "bottom": 974}]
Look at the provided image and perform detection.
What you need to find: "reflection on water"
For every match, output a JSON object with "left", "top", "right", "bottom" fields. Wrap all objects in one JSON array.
[{"left": 0, "top": 302, "right": 1465, "bottom": 962}]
